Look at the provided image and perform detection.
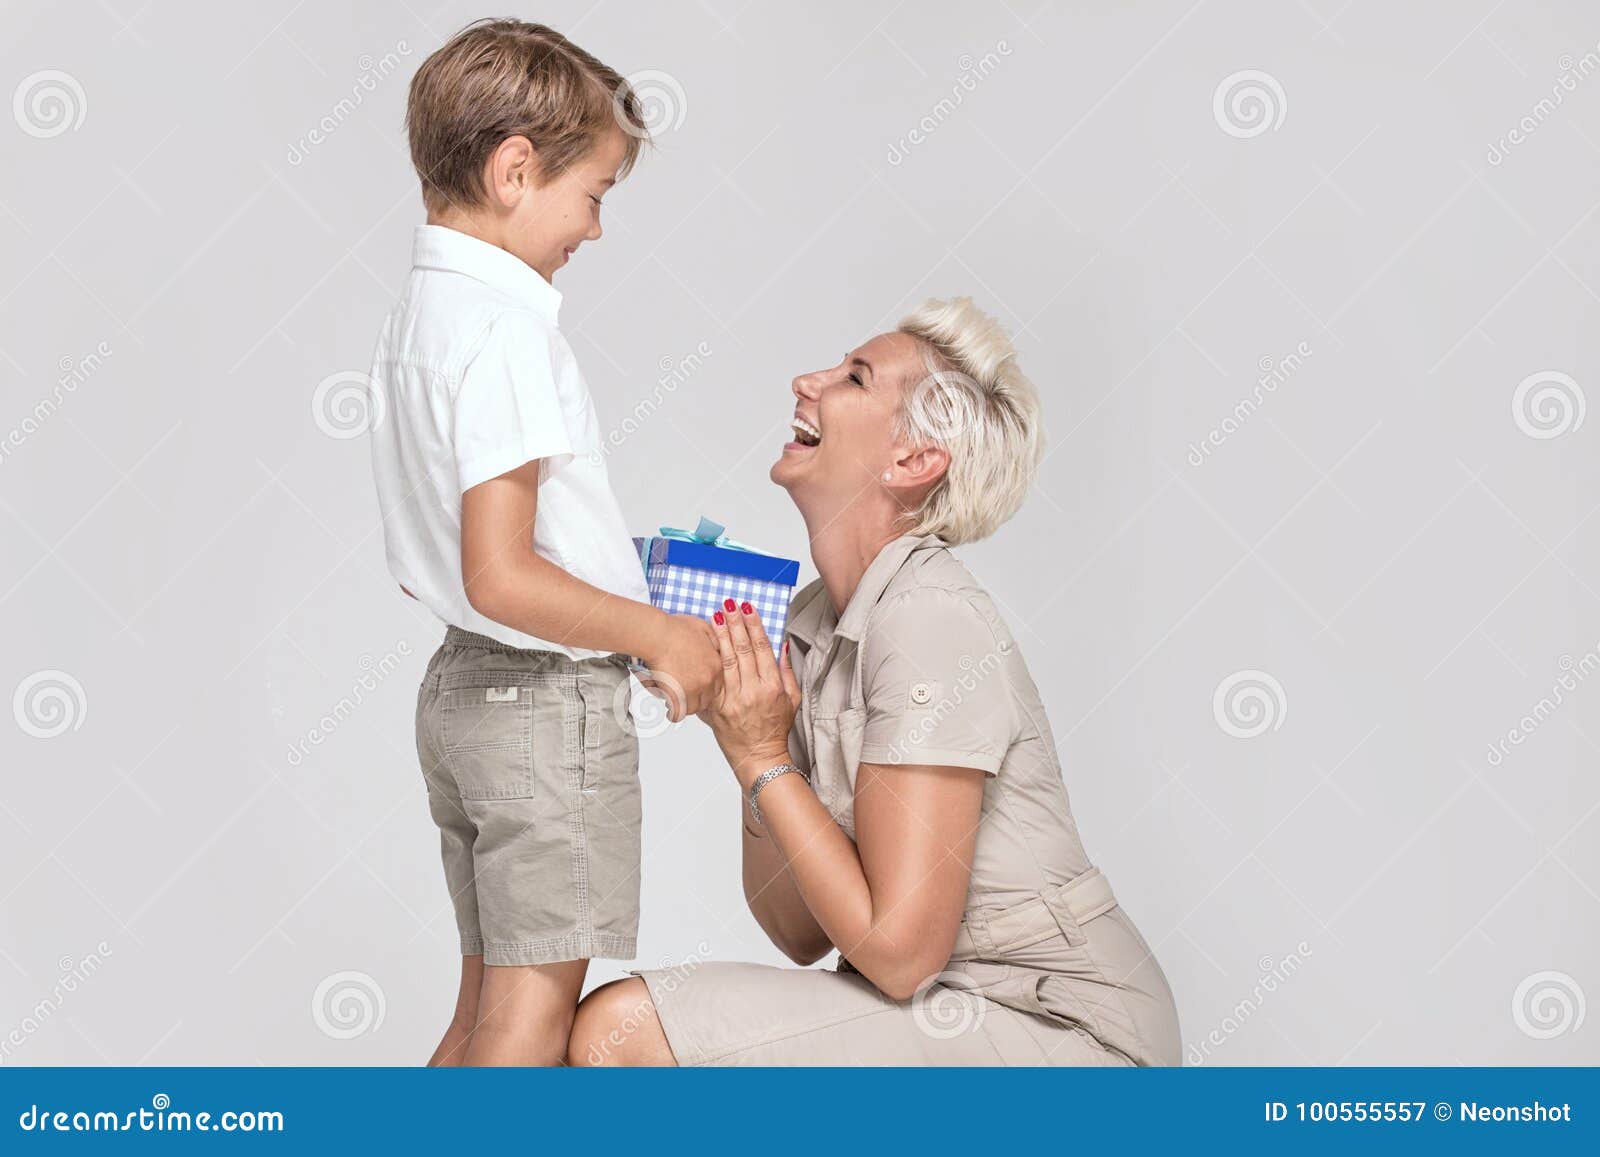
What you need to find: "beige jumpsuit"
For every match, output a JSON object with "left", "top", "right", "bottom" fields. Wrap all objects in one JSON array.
[{"left": 631, "top": 532, "right": 1182, "bottom": 1065}]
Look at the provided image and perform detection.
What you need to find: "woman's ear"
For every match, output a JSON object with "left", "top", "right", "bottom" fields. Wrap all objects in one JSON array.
[{"left": 893, "top": 443, "right": 950, "bottom": 490}]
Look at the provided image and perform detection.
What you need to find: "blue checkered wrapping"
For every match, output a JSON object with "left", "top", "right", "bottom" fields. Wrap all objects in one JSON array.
[{"left": 648, "top": 562, "right": 791, "bottom": 655}]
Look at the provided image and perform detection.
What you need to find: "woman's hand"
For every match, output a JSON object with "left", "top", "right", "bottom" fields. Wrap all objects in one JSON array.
[{"left": 699, "top": 598, "right": 801, "bottom": 790}]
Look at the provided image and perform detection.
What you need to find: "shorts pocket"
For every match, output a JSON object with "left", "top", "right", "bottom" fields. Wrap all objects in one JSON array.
[
  {"left": 574, "top": 661, "right": 638, "bottom": 798},
  {"left": 439, "top": 683, "right": 536, "bottom": 800}
]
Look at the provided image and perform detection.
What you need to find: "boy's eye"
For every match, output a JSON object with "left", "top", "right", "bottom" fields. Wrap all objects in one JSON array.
[{"left": 590, "top": 195, "right": 603, "bottom": 206}]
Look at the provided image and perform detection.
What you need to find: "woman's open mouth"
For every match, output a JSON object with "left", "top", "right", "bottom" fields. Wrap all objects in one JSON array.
[{"left": 788, "top": 415, "right": 822, "bottom": 450}]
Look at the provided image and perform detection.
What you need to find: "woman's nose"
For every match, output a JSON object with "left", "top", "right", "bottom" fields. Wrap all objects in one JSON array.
[{"left": 791, "top": 371, "right": 823, "bottom": 400}]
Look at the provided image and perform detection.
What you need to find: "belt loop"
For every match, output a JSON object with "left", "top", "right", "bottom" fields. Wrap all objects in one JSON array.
[
  {"left": 1042, "top": 885, "right": 1089, "bottom": 948},
  {"left": 1044, "top": 867, "right": 1119, "bottom": 947},
  {"left": 957, "top": 908, "right": 997, "bottom": 960}
]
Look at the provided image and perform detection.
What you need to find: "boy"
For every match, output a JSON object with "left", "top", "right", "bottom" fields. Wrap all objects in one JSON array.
[{"left": 368, "top": 19, "right": 721, "bottom": 1066}]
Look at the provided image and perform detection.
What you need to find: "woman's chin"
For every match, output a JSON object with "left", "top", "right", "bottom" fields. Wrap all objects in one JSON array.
[{"left": 770, "top": 443, "right": 810, "bottom": 486}]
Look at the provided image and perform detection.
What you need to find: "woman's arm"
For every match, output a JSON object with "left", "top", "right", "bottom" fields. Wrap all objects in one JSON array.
[
  {"left": 747, "top": 754, "right": 983, "bottom": 1000},
  {"left": 704, "top": 603, "right": 984, "bottom": 1000},
  {"left": 740, "top": 804, "right": 833, "bottom": 965}
]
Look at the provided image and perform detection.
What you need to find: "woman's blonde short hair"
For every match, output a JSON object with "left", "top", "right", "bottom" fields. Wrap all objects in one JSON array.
[{"left": 893, "top": 297, "right": 1044, "bottom": 546}]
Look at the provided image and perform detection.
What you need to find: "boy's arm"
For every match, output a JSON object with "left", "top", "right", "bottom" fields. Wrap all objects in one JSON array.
[
  {"left": 459, "top": 459, "right": 720, "bottom": 714},
  {"left": 460, "top": 459, "right": 655, "bottom": 653}
]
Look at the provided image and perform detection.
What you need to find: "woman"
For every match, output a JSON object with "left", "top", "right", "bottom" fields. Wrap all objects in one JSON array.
[{"left": 567, "top": 297, "right": 1181, "bottom": 1066}]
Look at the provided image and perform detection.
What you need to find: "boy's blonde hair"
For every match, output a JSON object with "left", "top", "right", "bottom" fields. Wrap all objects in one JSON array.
[
  {"left": 894, "top": 297, "right": 1044, "bottom": 546},
  {"left": 406, "top": 19, "right": 649, "bottom": 216}
]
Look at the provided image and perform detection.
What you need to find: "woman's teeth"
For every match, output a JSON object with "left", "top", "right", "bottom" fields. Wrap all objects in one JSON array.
[{"left": 792, "top": 417, "right": 822, "bottom": 447}]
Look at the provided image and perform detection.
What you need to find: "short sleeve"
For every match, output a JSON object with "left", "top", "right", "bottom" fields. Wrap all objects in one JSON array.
[
  {"left": 858, "top": 588, "right": 1014, "bottom": 775},
  {"left": 453, "top": 313, "right": 574, "bottom": 493}
]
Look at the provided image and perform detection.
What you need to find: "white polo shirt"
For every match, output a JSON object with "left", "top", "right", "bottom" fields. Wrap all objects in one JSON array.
[{"left": 368, "top": 224, "right": 649, "bottom": 658}]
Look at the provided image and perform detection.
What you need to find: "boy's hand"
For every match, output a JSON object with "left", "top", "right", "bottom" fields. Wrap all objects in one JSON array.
[{"left": 640, "top": 614, "right": 722, "bottom": 722}]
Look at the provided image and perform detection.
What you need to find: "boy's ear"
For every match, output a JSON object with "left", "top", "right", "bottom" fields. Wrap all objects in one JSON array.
[{"left": 484, "top": 134, "right": 540, "bottom": 207}]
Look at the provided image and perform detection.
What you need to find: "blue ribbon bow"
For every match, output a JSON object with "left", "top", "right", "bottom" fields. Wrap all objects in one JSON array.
[{"left": 657, "top": 516, "right": 766, "bottom": 555}]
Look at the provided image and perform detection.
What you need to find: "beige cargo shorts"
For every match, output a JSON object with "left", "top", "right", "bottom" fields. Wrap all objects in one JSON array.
[{"left": 414, "top": 626, "right": 642, "bottom": 966}]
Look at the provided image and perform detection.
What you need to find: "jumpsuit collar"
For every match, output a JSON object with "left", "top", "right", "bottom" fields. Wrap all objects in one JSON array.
[{"left": 787, "top": 530, "right": 948, "bottom": 653}]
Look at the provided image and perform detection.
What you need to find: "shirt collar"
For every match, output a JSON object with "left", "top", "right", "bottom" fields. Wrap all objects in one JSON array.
[
  {"left": 787, "top": 531, "right": 948, "bottom": 650},
  {"left": 412, "top": 224, "right": 562, "bottom": 323}
]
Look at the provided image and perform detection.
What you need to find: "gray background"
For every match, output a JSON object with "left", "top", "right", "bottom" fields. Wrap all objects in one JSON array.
[{"left": 2, "top": 0, "right": 1595, "bottom": 1065}]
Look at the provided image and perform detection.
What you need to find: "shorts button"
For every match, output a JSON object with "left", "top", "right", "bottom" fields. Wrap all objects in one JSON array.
[{"left": 910, "top": 681, "right": 933, "bottom": 705}]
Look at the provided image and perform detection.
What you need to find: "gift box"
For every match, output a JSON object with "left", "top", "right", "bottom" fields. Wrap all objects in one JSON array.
[{"left": 632, "top": 517, "right": 800, "bottom": 657}]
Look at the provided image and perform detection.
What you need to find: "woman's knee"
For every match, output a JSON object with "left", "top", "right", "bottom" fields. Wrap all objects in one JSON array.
[{"left": 566, "top": 978, "right": 670, "bottom": 1067}]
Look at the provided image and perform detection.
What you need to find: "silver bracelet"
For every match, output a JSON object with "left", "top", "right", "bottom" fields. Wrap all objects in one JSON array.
[{"left": 747, "top": 762, "right": 809, "bottom": 828}]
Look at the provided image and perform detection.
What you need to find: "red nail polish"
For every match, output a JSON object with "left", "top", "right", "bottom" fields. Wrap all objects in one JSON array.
[
  {"left": 713, "top": 610, "right": 724, "bottom": 625},
  {"left": 740, "top": 601, "right": 753, "bottom": 615},
  {"left": 723, "top": 597, "right": 737, "bottom": 612}
]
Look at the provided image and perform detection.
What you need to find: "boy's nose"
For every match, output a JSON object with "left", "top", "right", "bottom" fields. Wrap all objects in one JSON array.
[{"left": 585, "top": 218, "right": 603, "bottom": 242}]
